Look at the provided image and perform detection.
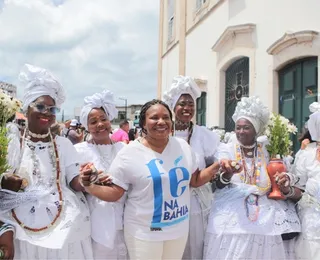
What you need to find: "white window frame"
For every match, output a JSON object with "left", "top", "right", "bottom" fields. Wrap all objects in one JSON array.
[
  {"left": 167, "top": 0, "right": 175, "bottom": 41},
  {"left": 196, "top": 0, "right": 207, "bottom": 11}
]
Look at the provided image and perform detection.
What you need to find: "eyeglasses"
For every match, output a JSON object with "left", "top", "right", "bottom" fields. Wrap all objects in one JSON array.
[{"left": 30, "top": 103, "right": 60, "bottom": 115}]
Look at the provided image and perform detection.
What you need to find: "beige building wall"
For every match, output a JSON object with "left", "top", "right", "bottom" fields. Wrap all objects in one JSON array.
[{"left": 158, "top": 0, "right": 320, "bottom": 128}]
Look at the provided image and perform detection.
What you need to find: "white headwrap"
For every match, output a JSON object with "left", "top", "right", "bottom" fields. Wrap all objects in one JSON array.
[
  {"left": 80, "top": 90, "right": 118, "bottom": 130},
  {"left": 163, "top": 75, "right": 201, "bottom": 109},
  {"left": 307, "top": 102, "right": 320, "bottom": 141},
  {"left": 20, "top": 64, "right": 65, "bottom": 112},
  {"left": 232, "top": 96, "right": 270, "bottom": 136}
]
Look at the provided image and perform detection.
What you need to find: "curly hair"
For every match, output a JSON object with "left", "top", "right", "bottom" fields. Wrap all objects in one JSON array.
[{"left": 139, "top": 99, "right": 173, "bottom": 134}]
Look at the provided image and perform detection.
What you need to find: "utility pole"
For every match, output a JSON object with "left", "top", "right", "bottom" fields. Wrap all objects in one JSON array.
[{"left": 119, "top": 97, "right": 128, "bottom": 120}]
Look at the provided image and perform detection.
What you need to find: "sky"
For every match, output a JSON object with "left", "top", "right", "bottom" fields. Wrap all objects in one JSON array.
[{"left": 0, "top": 0, "right": 159, "bottom": 119}]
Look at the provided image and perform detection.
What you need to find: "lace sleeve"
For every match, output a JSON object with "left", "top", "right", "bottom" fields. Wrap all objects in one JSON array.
[
  {"left": 200, "top": 126, "right": 221, "bottom": 166},
  {"left": 217, "top": 142, "right": 234, "bottom": 160},
  {"left": 292, "top": 149, "right": 308, "bottom": 190},
  {"left": 57, "top": 137, "right": 81, "bottom": 185}
]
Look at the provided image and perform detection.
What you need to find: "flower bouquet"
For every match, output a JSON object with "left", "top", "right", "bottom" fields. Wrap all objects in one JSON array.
[
  {"left": 265, "top": 113, "right": 297, "bottom": 158},
  {"left": 265, "top": 113, "right": 297, "bottom": 199},
  {"left": 0, "top": 91, "right": 22, "bottom": 175}
]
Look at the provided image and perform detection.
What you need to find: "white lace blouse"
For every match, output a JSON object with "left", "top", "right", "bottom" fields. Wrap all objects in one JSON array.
[
  {"left": 292, "top": 142, "right": 320, "bottom": 239},
  {"left": 0, "top": 136, "right": 91, "bottom": 249},
  {"left": 74, "top": 141, "right": 126, "bottom": 249}
]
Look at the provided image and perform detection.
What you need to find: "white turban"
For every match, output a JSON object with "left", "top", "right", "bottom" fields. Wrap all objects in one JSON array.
[
  {"left": 80, "top": 90, "right": 118, "bottom": 130},
  {"left": 20, "top": 64, "right": 65, "bottom": 112},
  {"left": 308, "top": 102, "right": 320, "bottom": 141},
  {"left": 309, "top": 102, "right": 320, "bottom": 113},
  {"left": 232, "top": 96, "right": 270, "bottom": 136},
  {"left": 163, "top": 75, "right": 201, "bottom": 109}
]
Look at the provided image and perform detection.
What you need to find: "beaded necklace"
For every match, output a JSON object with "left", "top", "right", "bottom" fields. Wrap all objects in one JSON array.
[
  {"left": 92, "top": 139, "right": 116, "bottom": 171},
  {"left": 173, "top": 121, "right": 194, "bottom": 144},
  {"left": 11, "top": 130, "right": 63, "bottom": 232},
  {"left": 235, "top": 143, "right": 271, "bottom": 222},
  {"left": 235, "top": 143, "right": 271, "bottom": 191}
]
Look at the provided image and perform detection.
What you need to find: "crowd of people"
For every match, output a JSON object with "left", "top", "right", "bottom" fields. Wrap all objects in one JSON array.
[{"left": 0, "top": 63, "right": 319, "bottom": 260}]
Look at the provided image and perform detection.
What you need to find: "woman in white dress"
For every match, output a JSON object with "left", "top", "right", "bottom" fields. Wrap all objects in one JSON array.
[
  {"left": 278, "top": 102, "right": 320, "bottom": 259},
  {"left": 0, "top": 64, "right": 92, "bottom": 259},
  {"left": 163, "top": 75, "right": 220, "bottom": 260},
  {"left": 75, "top": 90, "right": 128, "bottom": 259},
  {"left": 204, "top": 96, "right": 301, "bottom": 260}
]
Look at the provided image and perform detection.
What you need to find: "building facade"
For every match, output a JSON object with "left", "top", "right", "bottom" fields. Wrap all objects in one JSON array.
[
  {"left": 157, "top": 0, "right": 320, "bottom": 134},
  {"left": 0, "top": 81, "right": 17, "bottom": 97}
]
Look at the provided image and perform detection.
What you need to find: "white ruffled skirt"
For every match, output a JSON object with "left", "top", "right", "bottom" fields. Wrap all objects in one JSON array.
[
  {"left": 14, "top": 236, "right": 93, "bottom": 260},
  {"left": 295, "top": 235, "right": 320, "bottom": 260},
  {"left": 92, "top": 230, "right": 128, "bottom": 260},
  {"left": 203, "top": 233, "right": 296, "bottom": 260},
  {"left": 183, "top": 184, "right": 212, "bottom": 260}
]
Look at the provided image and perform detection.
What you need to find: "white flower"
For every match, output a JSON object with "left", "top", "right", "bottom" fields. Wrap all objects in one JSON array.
[
  {"left": 280, "top": 116, "right": 289, "bottom": 125},
  {"left": 265, "top": 129, "right": 270, "bottom": 136},
  {"left": 287, "top": 124, "right": 298, "bottom": 134}
]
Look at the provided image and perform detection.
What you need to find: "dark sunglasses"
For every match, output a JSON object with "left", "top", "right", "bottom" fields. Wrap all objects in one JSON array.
[{"left": 30, "top": 103, "right": 60, "bottom": 115}]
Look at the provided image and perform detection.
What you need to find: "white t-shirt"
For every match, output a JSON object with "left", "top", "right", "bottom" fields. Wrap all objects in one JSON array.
[{"left": 109, "top": 136, "right": 198, "bottom": 241}]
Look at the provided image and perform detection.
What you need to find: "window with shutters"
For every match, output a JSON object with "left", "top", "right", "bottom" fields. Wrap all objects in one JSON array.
[{"left": 167, "top": 0, "right": 175, "bottom": 41}]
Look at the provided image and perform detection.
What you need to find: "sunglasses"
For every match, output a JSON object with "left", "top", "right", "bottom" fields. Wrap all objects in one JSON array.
[{"left": 30, "top": 103, "right": 60, "bottom": 115}]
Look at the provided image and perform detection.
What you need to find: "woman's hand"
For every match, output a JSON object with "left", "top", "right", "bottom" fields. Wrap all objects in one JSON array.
[
  {"left": 79, "top": 163, "right": 104, "bottom": 187},
  {"left": 97, "top": 174, "right": 113, "bottom": 186},
  {"left": 1, "top": 174, "right": 23, "bottom": 192},
  {"left": 219, "top": 159, "right": 242, "bottom": 179},
  {"left": 274, "top": 172, "right": 290, "bottom": 194},
  {"left": 0, "top": 231, "right": 14, "bottom": 260},
  {"left": 301, "top": 139, "right": 310, "bottom": 150}
]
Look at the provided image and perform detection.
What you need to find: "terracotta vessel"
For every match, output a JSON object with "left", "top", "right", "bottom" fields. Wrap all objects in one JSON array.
[{"left": 267, "top": 158, "right": 285, "bottom": 200}]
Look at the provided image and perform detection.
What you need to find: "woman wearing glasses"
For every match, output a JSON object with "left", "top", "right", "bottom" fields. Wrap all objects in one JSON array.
[
  {"left": 74, "top": 90, "right": 128, "bottom": 259},
  {"left": 163, "top": 76, "right": 221, "bottom": 260},
  {"left": 0, "top": 64, "right": 93, "bottom": 259}
]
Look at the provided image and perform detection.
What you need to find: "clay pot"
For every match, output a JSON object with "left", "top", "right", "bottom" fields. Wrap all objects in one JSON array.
[{"left": 267, "top": 158, "right": 286, "bottom": 200}]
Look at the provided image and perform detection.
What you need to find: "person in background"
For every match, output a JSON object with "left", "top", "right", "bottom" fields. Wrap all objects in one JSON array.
[
  {"left": 163, "top": 75, "right": 221, "bottom": 260},
  {"left": 281, "top": 101, "right": 320, "bottom": 259},
  {"left": 128, "top": 128, "right": 138, "bottom": 142},
  {"left": 111, "top": 120, "right": 129, "bottom": 144},
  {"left": 65, "top": 119, "right": 83, "bottom": 145}
]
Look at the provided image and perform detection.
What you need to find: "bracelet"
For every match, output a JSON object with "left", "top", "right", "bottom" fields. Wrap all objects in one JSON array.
[
  {"left": 285, "top": 172, "right": 299, "bottom": 186},
  {"left": 220, "top": 171, "right": 231, "bottom": 185},
  {"left": 0, "top": 223, "right": 15, "bottom": 237},
  {"left": 282, "top": 186, "right": 296, "bottom": 198}
]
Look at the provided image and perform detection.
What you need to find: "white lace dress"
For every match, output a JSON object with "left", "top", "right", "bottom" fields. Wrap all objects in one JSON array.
[
  {"left": 74, "top": 142, "right": 128, "bottom": 260},
  {"left": 0, "top": 136, "right": 93, "bottom": 259},
  {"left": 204, "top": 140, "right": 301, "bottom": 260},
  {"left": 292, "top": 143, "right": 320, "bottom": 259},
  {"left": 175, "top": 125, "right": 220, "bottom": 260}
]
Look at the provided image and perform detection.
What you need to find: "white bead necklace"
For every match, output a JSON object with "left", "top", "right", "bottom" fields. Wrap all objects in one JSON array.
[
  {"left": 92, "top": 140, "right": 116, "bottom": 171},
  {"left": 28, "top": 130, "right": 50, "bottom": 139}
]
